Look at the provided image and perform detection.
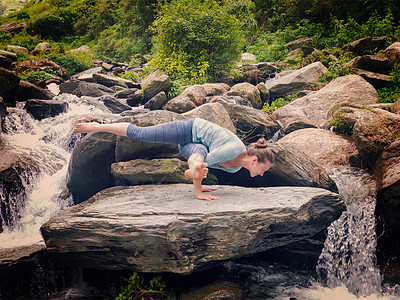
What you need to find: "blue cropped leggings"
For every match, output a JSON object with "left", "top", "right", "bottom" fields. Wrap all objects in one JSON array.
[{"left": 126, "top": 118, "right": 208, "bottom": 160}]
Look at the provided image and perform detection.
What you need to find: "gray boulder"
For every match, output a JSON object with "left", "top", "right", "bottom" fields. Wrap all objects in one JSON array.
[
  {"left": 346, "top": 55, "right": 394, "bottom": 74},
  {"left": 98, "top": 95, "right": 132, "bottom": 114},
  {"left": 240, "top": 52, "right": 256, "bottom": 63},
  {"left": 257, "top": 82, "right": 270, "bottom": 104},
  {"left": 111, "top": 158, "right": 191, "bottom": 185},
  {"left": 272, "top": 75, "right": 378, "bottom": 133},
  {"left": 40, "top": 184, "right": 345, "bottom": 273},
  {"left": 267, "top": 142, "right": 338, "bottom": 192},
  {"left": 0, "top": 50, "right": 17, "bottom": 69},
  {"left": 265, "top": 62, "right": 327, "bottom": 98},
  {"left": 144, "top": 91, "right": 168, "bottom": 110},
  {"left": 0, "top": 22, "right": 27, "bottom": 35},
  {"left": 141, "top": 71, "right": 173, "bottom": 100},
  {"left": 115, "top": 88, "right": 139, "bottom": 99},
  {"left": 59, "top": 79, "right": 80, "bottom": 94},
  {"left": 285, "top": 37, "right": 313, "bottom": 50},
  {"left": 383, "top": 42, "right": 400, "bottom": 64},
  {"left": 328, "top": 105, "right": 400, "bottom": 169},
  {"left": 0, "top": 97, "right": 6, "bottom": 130},
  {"left": 72, "top": 81, "right": 114, "bottom": 97},
  {"left": 226, "top": 82, "right": 262, "bottom": 109},
  {"left": 71, "top": 67, "right": 102, "bottom": 82},
  {"left": 17, "top": 58, "right": 69, "bottom": 80},
  {"left": 182, "top": 102, "right": 236, "bottom": 134},
  {"left": 67, "top": 132, "right": 117, "bottom": 204},
  {"left": 93, "top": 73, "right": 140, "bottom": 89},
  {"left": 31, "top": 41, "right": 50, "bottom": 56},
  {"left": 0, "top": 67, "right": 20, "bottom": 106},
  {"left": 375, "top": 139, "right": 400, "bottom": 261},
  {"left": 351, "top": 68, "right": 392, "bottom": 89},
  {"left": 278, "top": 128, "right": 359, "bottom": 168},
  {"left": 126, "top": 89, "right": 144, "bottom": 107},
  {"left": 163, "top": 83, "right": 229, "bottom": 114},
  {"left": 16, "top": 81, "right": 55, "bottom": 101},
  {"left": 6, "top": 45, "right": 29, "bottom": 57},
  {"left": 208, "top": 96, "right": 280, "bottom": 143},
  {"left": 345, "top": 36, "right": 388, "bottom": 55},
  {"left": 0, "top": 141, "right": 40, "bottom": 232},
  {"left": 24, "top": 99, "right": 68, "bottom": 120}
]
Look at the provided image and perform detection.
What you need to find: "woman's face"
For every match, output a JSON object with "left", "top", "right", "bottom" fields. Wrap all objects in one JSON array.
[{"left": 249, "top": 159, "right": 273, "bottom": 177}]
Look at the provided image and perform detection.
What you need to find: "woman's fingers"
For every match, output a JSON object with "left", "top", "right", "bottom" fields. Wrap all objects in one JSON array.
[
  {"left": 197, "top": 193, "right": 219, "bottom": 201},
  {"left": 202, "top": 187, "right": 218, "bottom": 192}
]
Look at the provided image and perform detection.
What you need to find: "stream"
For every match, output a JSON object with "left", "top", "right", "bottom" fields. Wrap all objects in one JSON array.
[{"left": 1, "top": 93, "right": 400, "bottom": 299}]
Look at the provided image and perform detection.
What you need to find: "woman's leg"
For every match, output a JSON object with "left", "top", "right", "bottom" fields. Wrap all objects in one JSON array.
[
  {"left": 126, "top": 118, "right": 195, "bottom": 145},
  {"left": 73, "top": 122, "right": 131, "bottom": 136}
]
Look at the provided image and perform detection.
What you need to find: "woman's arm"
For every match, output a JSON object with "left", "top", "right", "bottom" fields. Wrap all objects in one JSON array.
[
  {"left": 185, "top": 153, "right": 219, "bottom": 200},
  {"left": 73, "top": 122, "right": 131, "bottom": 136}
]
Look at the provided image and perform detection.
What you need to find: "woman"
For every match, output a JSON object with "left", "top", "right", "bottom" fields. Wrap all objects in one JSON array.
[{"left": 73, "top": 118, "right": 274, "bottom": 200}]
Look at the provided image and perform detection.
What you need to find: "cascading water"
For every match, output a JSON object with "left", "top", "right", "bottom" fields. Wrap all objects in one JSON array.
[
  {"left": 0, "top": 94, "right": 114, "bottom": 250},
  {"left": 238, "top": 167, "right": 400, "bottom": 300}
]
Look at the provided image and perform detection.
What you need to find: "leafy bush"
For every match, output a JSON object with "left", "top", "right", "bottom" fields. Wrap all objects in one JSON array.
[
  {"left": 332, "top": 12, "right": 399, "bottom": 48},
  {"left": 248, "top": 20, "right": 325, "bottom": 62},
  {"left": 94, "top": 24, "right": 148, "bottom": 62},
  {"left": 377, "top": 65, "right": 400, "bottom": 103},
  {"left": 47, "top": 51, "right": 93, "bottom": 75},
  {"left": 318, "top": 51, "right": 354, "bottom": 83},
  {"left": 330, "top": 114, "right": 355, "bottom": 136},
  {"left": 32, "top": 15, "right": 70, "bottom": 40},
  {"left": 19, "top": 70, "right": 52, "bottom": 82},
  {"left": 118, "top": 71, "right": 139, "bottom": 82},
  {"left": 262, "top": 95, "right": 297, "bottom": 113},
  {"left": 115, "top": 272, "right": 169, "bottom": 300},
  {"left": 151, "top": 0, "right": 244, "bottom": 82}
]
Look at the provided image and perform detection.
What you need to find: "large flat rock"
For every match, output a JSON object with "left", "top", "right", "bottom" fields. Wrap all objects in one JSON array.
[{"left": 41, "top": 184, "right": 345, "bottom": 274}]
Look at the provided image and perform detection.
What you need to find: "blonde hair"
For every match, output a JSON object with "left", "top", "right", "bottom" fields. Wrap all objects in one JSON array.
[{"left": 247, "top": 138, "right": 275, "bottom": 164}]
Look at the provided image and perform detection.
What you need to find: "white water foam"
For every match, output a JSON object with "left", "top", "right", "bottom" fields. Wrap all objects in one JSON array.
[{"left": 0, "top": 94, "right": 118, "bottom": 249}]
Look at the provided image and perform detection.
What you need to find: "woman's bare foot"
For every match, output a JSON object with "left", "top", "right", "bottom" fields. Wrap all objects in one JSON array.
[
  {"left": 184, "top": 163, "right": 208, "bottom": 179},
  {"left": 73, "top": 123, "right": 99, "bottom": 134}
]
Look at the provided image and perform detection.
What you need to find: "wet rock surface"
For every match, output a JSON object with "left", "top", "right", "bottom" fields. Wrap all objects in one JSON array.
[{"left": 41, "top": 184, "right": 345, "bottom": 274}]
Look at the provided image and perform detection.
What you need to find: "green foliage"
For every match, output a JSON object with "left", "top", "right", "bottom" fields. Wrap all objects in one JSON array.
[
  {"left": 32, "top": 15, "right": 72, "bottom": 40},
  {"left": 46, "top": 51, "right": 93, "bottom": 74},
  {"left": 318, "top": 51, "right": 354, "bottom": 83},
  {"left": 248, "top": 19, "right": 325, "bottom": 62},
  {"left": 262, "top": 95, "right": 297, "bottom": 113},
  {"left": 19, "top": 70, "right": 52, "bottom": 82},
  {"left": 151, "top": 0, "right": 244, "bottom": 82},
  {"left": 94, "top": 24, "right": 148, "bottom": 62},
  {"left": 332, "top": 12, "right": 398, "bottom": 48},
  {"left": 330, "top": 114, "right": 355, "bottom": 136},
  {"left": 377, "top": 65, "right": 400, "bottom": 103},
  {"left": 114, "top": 272, "right": 169, "bottom": 300},
  {"left": 118, "top": 71, "right": 139, "bottom": 82},
  {"left": 167, "top": 81, "right": 184, "bottom": 99}
]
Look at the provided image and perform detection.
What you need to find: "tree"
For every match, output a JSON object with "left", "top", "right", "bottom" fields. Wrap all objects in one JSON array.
[{"left": 151, "top": 0, "right": 245, "bottom": 82}]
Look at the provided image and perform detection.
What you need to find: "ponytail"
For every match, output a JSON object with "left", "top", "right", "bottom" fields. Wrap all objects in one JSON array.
[{"left": 247, "top": 138, "right": 275, "bottom": 164}]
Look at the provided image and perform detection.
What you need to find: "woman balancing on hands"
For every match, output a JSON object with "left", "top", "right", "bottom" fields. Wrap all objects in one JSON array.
[{"left": 73, "top": 118, "right": 275, "bottom": 201}]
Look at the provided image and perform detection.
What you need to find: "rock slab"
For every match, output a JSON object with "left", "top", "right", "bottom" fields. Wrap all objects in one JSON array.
[{"left": 41, "top": 184, "right": 345, "bottom": 274}]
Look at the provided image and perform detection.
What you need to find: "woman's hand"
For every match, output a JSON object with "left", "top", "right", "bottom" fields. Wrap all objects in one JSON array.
[{"left": 202, "top": 187, "right": 218, "bottom": 192}]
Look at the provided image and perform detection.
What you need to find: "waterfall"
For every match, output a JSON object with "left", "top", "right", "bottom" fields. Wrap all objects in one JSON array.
[
  {"left": 316, "top": 198, "right": 383, "bottom": 296},
  {"left": 0, "top": 94, "right": 115, "bottom": 249},
  {"left": 239, "top": 167, "right": 400, "bottom": 299}
]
